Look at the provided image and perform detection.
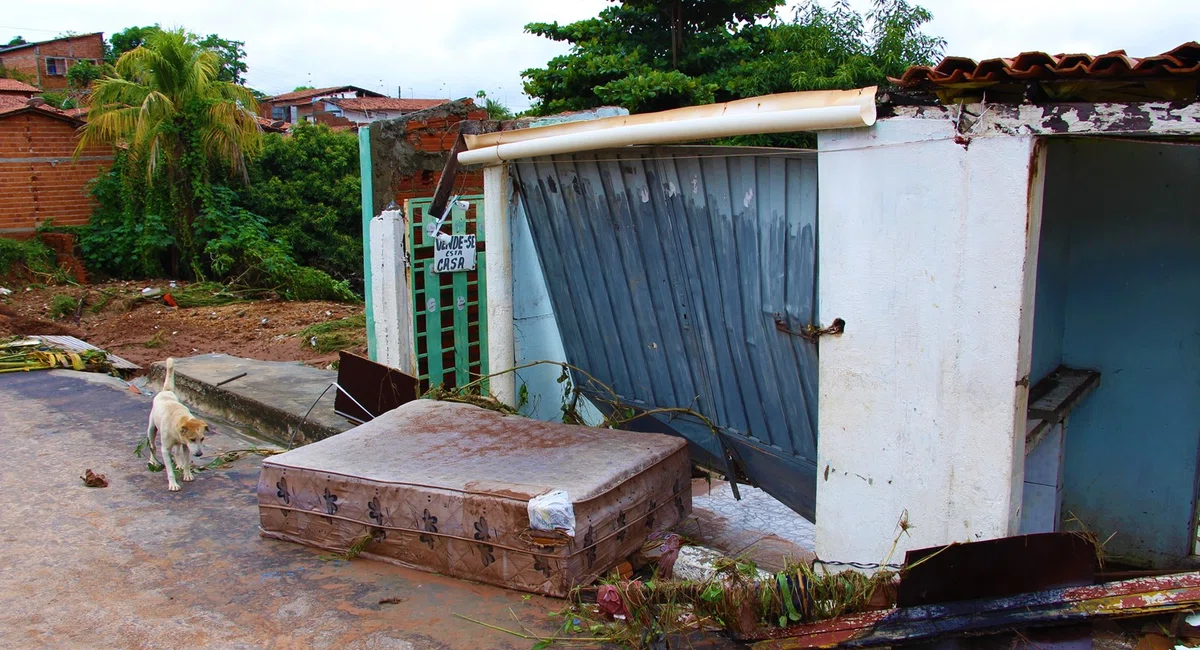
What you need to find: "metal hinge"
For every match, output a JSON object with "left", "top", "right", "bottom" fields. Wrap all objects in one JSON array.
[{"left": 773, "top": 316, "right": 845, "bottom": 342}]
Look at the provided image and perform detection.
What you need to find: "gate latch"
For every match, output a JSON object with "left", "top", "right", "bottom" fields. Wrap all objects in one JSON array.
[{"left": 774, "top": 316, "right": 845, "bottom": 342}]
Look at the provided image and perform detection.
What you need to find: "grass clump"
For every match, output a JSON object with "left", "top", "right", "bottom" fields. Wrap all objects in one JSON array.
[
  {"left": 300, "top": 314, "right": 365, "bottom": 353},
  {"left": 0, "top": 238, "right": 55, "bottom": 276},
  {"left": 49, "top": 294, "right": 79, "bottom": 320}
]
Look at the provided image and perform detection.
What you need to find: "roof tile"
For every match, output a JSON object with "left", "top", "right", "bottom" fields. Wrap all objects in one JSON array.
[
  {"left": 329, "top": 97, "right": 448, "bottom": 112},
  {"left": 0, "top": 78, "right": 40, "bottom": 94}
]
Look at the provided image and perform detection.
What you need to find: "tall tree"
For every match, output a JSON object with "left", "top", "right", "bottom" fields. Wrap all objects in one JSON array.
[
  {"left": 107, "top": 26, "right": 248, "bottom": 83},
  {"left": 78, "top": 28, "right": 261, "bottom": 276},
  {"left": 522, "top": 0, "right": 944, "bottom": 115}
]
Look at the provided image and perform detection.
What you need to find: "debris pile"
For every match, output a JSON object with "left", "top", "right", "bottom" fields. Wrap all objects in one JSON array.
[{"left": 0, "top": 337, "right": 115, "bottom": 374}]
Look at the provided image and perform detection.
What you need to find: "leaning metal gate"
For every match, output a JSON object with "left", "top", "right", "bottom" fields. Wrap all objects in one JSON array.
[{"left": 512, "top": 146, "right": 822, "bottom": 520}]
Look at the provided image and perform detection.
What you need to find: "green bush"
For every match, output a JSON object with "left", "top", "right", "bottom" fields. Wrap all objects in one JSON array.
[
  {"left": 0, "top": 237, "right": 55, "bottom": 276},
  {"left": 79, "top": 157, "right": 356, "bottom": 302},
  {"left": 241, "top": 122, "right": 364, "bottom": 292},
  {"left": 198, "top": 187, "right": 356, "bottom": 301}
]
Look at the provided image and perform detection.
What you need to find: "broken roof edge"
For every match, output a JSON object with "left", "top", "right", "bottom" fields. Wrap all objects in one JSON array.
[{"left": 460, "top": 86, "right": 876, "bottom": 165}]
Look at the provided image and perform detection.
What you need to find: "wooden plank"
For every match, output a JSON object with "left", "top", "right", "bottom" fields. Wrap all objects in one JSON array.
[
  {"left": 358, "top": 126, "right": 377, "bottom": 359},
  {"left": 1028, "top": 366, "right": 1101, "bottom": 423},
  {"left": 452, "top": 202, "right": 470, "bottom": 387},
  {"left": 426, "top": 133, "right": 466, "bottom": 225}
]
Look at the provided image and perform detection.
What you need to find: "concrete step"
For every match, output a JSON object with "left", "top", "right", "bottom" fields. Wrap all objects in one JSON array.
[{"left": 148, "top": 353, "right": 354, "bottom": 447}]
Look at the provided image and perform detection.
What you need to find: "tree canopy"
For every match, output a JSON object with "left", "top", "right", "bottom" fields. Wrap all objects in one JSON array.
[
  {"left": 79, "top": 28, "right": 261, "bottom": 276},
  {"left": 107, "top": 25, "right": 248, "bottom": 84},
  {"left": 522, "top": 0, "right": 945, "bottom": 115}
]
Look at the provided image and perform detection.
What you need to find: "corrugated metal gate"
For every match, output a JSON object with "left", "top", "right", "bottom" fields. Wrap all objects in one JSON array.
[
  {"left": 407, "top": 196, "right": 488, "bottom": 393},
  {"left": 512, "top": 146, "right": 821, "bottom": 519}
]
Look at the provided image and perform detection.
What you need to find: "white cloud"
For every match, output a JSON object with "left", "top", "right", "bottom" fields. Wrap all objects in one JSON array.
[{"left": 2, "top": 0, "right": 1196, "bottom": 111}]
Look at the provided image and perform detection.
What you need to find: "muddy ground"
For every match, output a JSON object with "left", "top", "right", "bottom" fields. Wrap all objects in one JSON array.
[{"left": 0, "top": 279, "right": 366, "bottom": 373}]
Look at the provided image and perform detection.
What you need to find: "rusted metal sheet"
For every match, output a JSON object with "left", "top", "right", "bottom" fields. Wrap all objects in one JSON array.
[
  {"left": 897, "top": 533, "right": 1096, "bottom": 607},
  {"left": 334, "top": 351, "right": 418, "bottom": 423},
  {"left": 750, "top": 571, "right": 1200, "bottom": 649},
  {"left": 512, "top": 146, "right": 821, "bottom": 519}
]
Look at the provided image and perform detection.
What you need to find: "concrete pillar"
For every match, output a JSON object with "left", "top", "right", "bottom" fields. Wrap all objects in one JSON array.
[
  {"left": 484, "top": 164, "right": 516, "bottom": 405},
  {"left": 368, "top": 208, "right": 414, "bottom": 375},
  {"left": 814, "top": 117, "right": 1039, "bottom": 565}
]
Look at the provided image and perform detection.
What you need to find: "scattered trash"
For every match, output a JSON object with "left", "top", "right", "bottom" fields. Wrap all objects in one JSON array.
[
  {"left": 261, "top": 318, "right": 269, "bottom": 325},
  {"left": 163, "top": 294, "right": 177, "bottom": 307},
  {"left": 169, "top": 281, "right": 177, "bottom": 289},
  {"left": 141, "top": 287, "right": 161, "bottom": 297},
  {"left": 80, "top": 469, "right": 108, "bottom": 488},
  {"left": 0, "top": 287, "right": 10, "bottom": 296}
]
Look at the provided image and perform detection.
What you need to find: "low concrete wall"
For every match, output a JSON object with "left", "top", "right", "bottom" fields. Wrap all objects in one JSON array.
[{"left": 148, "top": 355, "right": 352, "bottom": 447}]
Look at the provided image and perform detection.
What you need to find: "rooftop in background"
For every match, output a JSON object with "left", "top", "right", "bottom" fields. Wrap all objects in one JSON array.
[
  {"left": 0, "top": 32, "right": 104, "bottom": 54},
  {"left": 263, "top": 85, "right": 385, "bottom": 105},
  {"left": 0, "top": 78, "right": 39, "bottom": 95},
  {"left": 329, "top": 97, "right": 447, "bottom": 112},
  {"left": 0, "top": 96, "right": 81, "bottom": 124},
  {"left": 890, "top": 42, "right": 1200, "bottom": 104}
]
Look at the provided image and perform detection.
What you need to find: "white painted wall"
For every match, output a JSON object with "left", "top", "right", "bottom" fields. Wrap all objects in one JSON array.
[
  {"left": 367, "top": 208, "right": 414, "bottom": 375},
  {"left": 815, "top": 118, "right": 1038, "bottom": 565}
]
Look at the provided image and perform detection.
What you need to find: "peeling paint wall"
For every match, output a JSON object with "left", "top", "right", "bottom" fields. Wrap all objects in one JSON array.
[{"left": 815, "top": 117, "right": 1037, "bottom": 564}]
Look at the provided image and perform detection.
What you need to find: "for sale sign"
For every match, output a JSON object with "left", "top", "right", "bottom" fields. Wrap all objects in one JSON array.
[{"left": 433, "top": 232, "right": 477, "bottom": 273}]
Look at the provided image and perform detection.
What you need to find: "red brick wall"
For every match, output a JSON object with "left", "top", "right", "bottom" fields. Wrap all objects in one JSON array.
[
  {"left": 391, "top": 109, "right": 487, "bottom": 205},
  {"left": 0, "top": 34, "right": 105, "bottom": 91},
  {"left": 0, "top": 112, "right": 112, "bottom": 234}
]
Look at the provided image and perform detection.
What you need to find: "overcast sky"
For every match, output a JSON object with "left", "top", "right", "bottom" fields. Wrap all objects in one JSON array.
[{"left": 3, "top": 0, "right": 1197, "bottom": 111}]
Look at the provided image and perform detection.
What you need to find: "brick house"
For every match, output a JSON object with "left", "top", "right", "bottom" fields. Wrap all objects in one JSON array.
[
  {"left": 0, "top": 33, "right": 105, "bottom": 91},
  {"left": 0, "top": 96, "right": 113, "bottom": 234},
  {"left": 259, "top": 85, "right": 384, "bottom": 127}
]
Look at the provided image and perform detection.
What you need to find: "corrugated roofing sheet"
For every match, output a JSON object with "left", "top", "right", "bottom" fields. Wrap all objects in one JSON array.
[
  {"left": 33, "top": 335, "right": 140, "bottom": 370},
  {"left": 892, "top": 42, "right": 1200, "bottom": 103}
]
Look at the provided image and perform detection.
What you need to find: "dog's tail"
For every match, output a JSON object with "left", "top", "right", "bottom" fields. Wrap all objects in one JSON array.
[{"left": 163, "top": 357, "right": 176, "bottom": 393}]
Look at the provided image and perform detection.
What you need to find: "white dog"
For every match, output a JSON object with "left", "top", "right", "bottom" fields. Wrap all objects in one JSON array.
[{"left": 146, "top": 358, "right": 209, "bottom": 491}]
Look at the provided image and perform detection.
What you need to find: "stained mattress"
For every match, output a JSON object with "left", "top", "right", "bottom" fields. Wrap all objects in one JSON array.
[{"left": 257, "top": 399, "right": 691, "bottom": 596}]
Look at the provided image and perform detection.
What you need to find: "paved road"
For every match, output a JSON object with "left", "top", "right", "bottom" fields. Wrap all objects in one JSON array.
[{"left": 0, "top": 371, "right": 561, "bottom": 650}]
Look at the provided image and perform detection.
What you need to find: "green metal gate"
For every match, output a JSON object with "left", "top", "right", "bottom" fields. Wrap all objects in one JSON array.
[{"left": 407, "top": 196, "right": 488, "bottom": 392}]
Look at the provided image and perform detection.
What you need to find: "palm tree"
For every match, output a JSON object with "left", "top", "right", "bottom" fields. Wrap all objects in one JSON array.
[{"left": 77, "top": 28, "right": 261, "bottom": 276}]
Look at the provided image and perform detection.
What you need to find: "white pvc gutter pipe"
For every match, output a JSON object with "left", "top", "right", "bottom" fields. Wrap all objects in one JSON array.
[
  {"left": 467, "top": 88, "right": 876, "bottom": 408},
  {"left": 459, "top": 101, "right": 875, "bottom": 166}
]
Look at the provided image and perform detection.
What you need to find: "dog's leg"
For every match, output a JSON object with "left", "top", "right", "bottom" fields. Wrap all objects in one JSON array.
[
  {"left": 180, "top": 445, "right": 194, "bottom": 483},
  {"left": 161, "top": 438, "right": 181, "bottom": 492},
  {"left": 146, "top": 417, "right": 161, "bottom": 466}
]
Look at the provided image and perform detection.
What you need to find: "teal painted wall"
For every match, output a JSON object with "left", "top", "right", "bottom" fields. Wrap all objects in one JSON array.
[{"left": 1036, "top": 138, "right": 1200, "bottom": 565}]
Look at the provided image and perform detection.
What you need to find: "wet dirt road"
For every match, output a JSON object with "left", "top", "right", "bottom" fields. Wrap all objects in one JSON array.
[{"left": 0, "top": 370, "right": 562, "bottom": 650}]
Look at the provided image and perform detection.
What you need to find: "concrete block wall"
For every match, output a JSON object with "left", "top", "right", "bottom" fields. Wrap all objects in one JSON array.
[
  {"left": 0, "top": 112, "right": 113, "bottom": 234},
  {"left": 367, "top": 99, "right": 488, "bottom": 214}
]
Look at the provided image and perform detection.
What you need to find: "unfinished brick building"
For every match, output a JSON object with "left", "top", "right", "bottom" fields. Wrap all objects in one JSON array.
[{"left": 0, "top": 33, "right": 104, "bottom": 92}]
